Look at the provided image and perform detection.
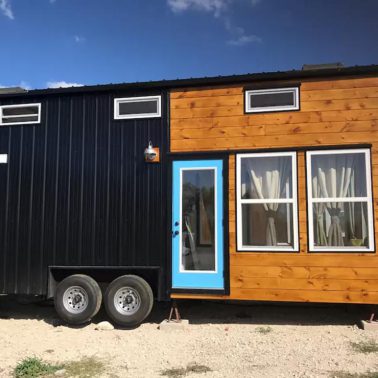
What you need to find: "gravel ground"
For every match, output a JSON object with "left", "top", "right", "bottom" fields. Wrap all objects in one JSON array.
[{"left": 0, "top": 296, "right": 377, "bottom": 378}]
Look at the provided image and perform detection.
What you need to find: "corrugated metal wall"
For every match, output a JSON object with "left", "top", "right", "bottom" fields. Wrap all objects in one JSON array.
[{"left": 0, "top": 90, "right": 168, "bottom": 295}]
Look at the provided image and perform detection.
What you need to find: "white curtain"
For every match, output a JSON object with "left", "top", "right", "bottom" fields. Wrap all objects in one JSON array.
[
  {"left": 312, "top": 175, "right": 327, "bottom": 246},
  {"left": 312, "top": 154, "right": 355, "bottom": 246},
  {"left": 245, "top": 157, "right": 291, "bottom": 246}
]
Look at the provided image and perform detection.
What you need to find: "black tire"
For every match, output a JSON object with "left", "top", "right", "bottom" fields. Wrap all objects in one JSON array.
[
  {"left": 104, "top": 275, "right": 154, "bottom": 327},
  {"left": 54, "top": 274, "right": 102, "bottom": 325}
]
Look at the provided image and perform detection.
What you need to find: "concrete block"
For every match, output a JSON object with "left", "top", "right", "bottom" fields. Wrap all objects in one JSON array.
[
  {"left": 158, "top": 319, "right": 189, "bottom": 331},
  {"left": 360, "top": 320, "right": 378, "bottom": 332},
  {"left": 94, "top": 321, "right": 115, "bottom": 331}
]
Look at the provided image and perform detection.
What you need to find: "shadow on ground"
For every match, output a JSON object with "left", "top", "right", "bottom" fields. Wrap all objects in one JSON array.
[{"left": 0, "top": 295, "right": 376, "bottom": 329}]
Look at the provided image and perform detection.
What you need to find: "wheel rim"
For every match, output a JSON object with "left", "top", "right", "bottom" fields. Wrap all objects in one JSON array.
[
  {"left": 62, "top": 286, "right": 89, "bottom": 314},
  {"left": 114, "top": 287, "right": 141, "bottom": 316}
]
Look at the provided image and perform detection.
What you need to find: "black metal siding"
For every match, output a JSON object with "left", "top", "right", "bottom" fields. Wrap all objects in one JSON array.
[{"left": 0, "top": 91, "right": 168, "bottom": 295}]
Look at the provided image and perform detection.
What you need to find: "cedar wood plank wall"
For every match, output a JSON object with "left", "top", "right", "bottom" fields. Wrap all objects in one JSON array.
[{"left": 170, "top": 75, "right": 378, "bottom": 304}]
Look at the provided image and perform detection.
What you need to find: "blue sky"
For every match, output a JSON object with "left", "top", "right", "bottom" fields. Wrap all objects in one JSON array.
[{"left": 0, "top": 0, "right": 377, "bottom": 89}]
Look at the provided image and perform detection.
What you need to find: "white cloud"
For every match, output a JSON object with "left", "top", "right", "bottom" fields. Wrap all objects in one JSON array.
[
  {"left": 47, "top": 81, "right": 84, "bottom": 89},
  {"left": 20, "top": 81, "right": 31, "bottom": 90},
  {"left": 227, "top": 34, "right": 262, "bottom": 46},
  {"left": 225, "top": 18, "right": 262, "bottom": 46},
  {"left": 167, "top": 0, "right": 260, "bottom": 15},
  {"left": 167, "top": 0, "right": 229, "bottom": 17},
  {"left": 0, "top": 0, "right": 14, "bottom": 20},
  {"left": 74, "top": 35, "right": 86, "bottom": 43},
  {"left": 167, "top": 0, "right": 262, "bottom": 46}
]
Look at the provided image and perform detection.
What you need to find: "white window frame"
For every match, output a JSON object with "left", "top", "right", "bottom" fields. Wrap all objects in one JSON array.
[
  {"left": 306, "top": 148, "right": 375, "bottom": 252},
  {"left": 236, "top": 151, "right": 299, "bottom": 252},
  {"left": 114, "top": 95, "right": 161, "bottom": 120},
  {"left": 245, "top": 87, "right": 299, "bottom": 113},
  {"left": 0, "top": 103, "right": 41, "bottom": 126}
]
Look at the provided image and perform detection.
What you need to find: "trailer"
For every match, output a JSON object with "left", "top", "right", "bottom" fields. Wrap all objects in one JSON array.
[{"left": 0, "top": 64, "right": 378, "bottom": 327}]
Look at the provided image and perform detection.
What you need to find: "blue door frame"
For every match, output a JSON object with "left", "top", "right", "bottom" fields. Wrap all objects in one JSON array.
[{"left": 171, "top": 160, "right": 224, "bottom": 290}]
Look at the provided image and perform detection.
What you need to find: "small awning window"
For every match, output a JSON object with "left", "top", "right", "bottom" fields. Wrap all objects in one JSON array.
[
  {"left": 0, "top": 103, "right": 41, "bottom": 126},
  {"left": 114, "top": 95, "right": 161, "bottom": 120}
]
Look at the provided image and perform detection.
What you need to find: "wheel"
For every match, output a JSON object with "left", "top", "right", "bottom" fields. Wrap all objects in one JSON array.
[
  {"left": 104, "top": 275, "right": 154, "bottom": 327},
  {"left": 54, "top": 274, "right": 102, "bottom": 325}
]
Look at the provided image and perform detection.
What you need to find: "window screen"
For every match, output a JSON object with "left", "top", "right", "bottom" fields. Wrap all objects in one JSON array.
[
  {"left": 245, "top": 87, "right": 299, "bottom": 113},
  {"left": 0, "top": 104, "right": 41, "bottom": 125},
  {"left": 114, "top": 96, "right": 161, "bottom": 119}
]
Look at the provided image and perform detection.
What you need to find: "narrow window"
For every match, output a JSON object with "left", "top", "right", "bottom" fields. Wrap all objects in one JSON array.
[
  {"left": 236, "top": 152, "right": 299, "bottom": 251},
  {"left": 0, "top": 103, "right": 41, "bottom": 126},
  {"left": 114, "top": 95, "right": 161, "bottom": 120},
  {"left": 306, "top": 148, "right": 374, "bottom": 252},
  {"left": 245, "top": 87, "right": 299, "bottom": 113}
]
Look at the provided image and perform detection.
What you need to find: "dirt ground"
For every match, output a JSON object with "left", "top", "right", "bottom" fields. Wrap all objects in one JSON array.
[{"left": 0, "top": 296, "right": 378, "bottom": 378}]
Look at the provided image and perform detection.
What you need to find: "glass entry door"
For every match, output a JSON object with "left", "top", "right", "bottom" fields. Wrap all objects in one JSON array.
[{"left": 172, "top": 160, "right": 224, "bottom": 290}]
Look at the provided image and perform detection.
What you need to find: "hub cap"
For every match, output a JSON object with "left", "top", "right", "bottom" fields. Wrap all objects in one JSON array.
[
  {"left": 62, "top": 286, "right": 89, "bottom": 314},
  {"left": 114, "top": 287, "right": 141, "bottom": 315}
]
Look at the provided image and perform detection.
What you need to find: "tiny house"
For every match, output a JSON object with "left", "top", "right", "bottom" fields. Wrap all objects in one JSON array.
[{"left": 0, "top": 64, "right": 377, "bottom": 326}]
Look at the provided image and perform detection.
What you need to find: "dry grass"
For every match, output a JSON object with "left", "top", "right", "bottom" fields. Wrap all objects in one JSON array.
[
  {"left": 350, "top": 340, "right": 378, "bottom": 354},
  {"left": 255, "top": 326, "right": 272, "bottom": 334},
  {"left": 330, "top": 371, "right": 378, "bottom": 378},
  {"left": 161, "top": 363, "right": 212, "bottom": 377},
  {"left": 64, "top": 357, "right": 105, "bottom": 378},
  {"left": 13, "top": 356, "right": 105, "bottom": 378}
]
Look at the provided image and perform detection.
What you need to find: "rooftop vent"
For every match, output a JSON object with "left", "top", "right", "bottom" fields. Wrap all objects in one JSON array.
[
  {"left": 302, "top": 63, "right": 344, "bottom": 71},
  {"left": 0, "top": 87, "right": 28, "bottom": 95}
]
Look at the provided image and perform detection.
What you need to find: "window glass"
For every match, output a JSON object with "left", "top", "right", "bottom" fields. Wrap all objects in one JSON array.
[
  {"left": 181, "top": 169, "right": 216, "bottom": 271},
  {"left": 311, "top": 153, "right": 367, "bottom": 198},
  {"left": 2, "top": 116, "right": 38, "bottom": 124},
  {"left": 118, "top": 100, "right": 158, "bottom": 116},
  {"left": 251, "top": 92, "right": 295, "bottom": 108},
  {"left": 2, "top": 106, "right": 39, "bottom": 116},
  {"left": 240, "top": 155, "right": 293, "bottom": 199},
  {"left": 242, "top": 203, "right": 295, "bottom": 248}
]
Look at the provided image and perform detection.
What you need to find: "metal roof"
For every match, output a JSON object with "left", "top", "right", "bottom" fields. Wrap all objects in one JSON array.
[{"left": 1, "top": 64, "right": 378, "bottom": 98}]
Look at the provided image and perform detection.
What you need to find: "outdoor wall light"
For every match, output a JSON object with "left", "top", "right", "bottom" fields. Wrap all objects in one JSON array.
[{"left": 144, "top": 141, "right": 160, "bottom": 163}]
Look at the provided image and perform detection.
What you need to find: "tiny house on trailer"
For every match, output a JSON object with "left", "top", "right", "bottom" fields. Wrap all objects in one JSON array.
[{"left": 0, "top": 64, "right": 378, "bottom": 327}]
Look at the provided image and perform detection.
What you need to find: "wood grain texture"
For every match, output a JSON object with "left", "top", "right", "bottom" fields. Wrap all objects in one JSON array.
[{"left": 170, "top": 75, "right": 378, "bottom": 304}]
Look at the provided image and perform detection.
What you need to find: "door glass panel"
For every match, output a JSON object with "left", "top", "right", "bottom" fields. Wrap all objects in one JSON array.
[{"left": 181, "top": 169, "right": 215, "bottom": 272}]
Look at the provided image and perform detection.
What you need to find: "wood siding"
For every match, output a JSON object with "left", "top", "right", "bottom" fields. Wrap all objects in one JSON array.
[{"left": 170, "top": 75, "right": 378, "bottom": 304}]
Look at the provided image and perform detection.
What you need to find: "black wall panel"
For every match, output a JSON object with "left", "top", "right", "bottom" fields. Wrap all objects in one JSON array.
[{"left": 0, "top": 90, "right": 168, "bottom": 295}]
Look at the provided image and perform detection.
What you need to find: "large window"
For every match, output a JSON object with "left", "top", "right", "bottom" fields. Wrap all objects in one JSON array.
[
  {"left": 0, "top": 103, "right": 41, "bottom": 126},
  {"left": 236, "top": 152, "right": 299, "bottom": 251},
  {"left": 114, "top": 95, "right": 161, "bottom": 120},
  {"left": 306, "top": 149, "right": 374, "bottom": 252}
]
